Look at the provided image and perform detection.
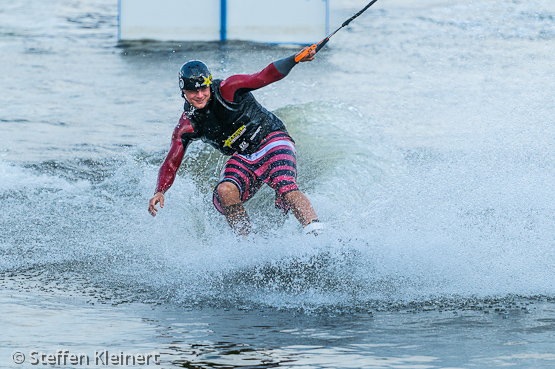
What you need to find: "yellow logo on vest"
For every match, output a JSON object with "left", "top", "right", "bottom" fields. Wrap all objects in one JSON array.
[{"left": 224, "top": 125, "right": 246, "bottom": 148}]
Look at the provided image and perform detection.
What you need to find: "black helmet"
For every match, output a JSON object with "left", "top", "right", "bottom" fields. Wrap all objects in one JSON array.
[{"left": 179, "top": 60, "right": 213, "bottom": 91}]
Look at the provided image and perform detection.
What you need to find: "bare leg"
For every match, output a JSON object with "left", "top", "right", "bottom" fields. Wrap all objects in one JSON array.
[
  {"left": 283, "top": 190, "right": 318, "bottom": 227},
  {"left": 217, "top": 181, "right": 251, "bottom": 236}
]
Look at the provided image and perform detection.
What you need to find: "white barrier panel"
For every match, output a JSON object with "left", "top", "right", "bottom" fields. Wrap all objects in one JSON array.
[
  {"left": 118, "top": 0, "right": 221, "bottom": 41},
  {"left": 118, "top": 0, "right": 328, "bottom": 44},
  {"left": 227, "top": 0, "right": 328, "bottom": 44}
]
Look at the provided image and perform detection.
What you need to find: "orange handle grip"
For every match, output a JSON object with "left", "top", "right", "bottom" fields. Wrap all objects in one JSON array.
[{"left": 295, "top": 43, "right": 319, "bottom": 62}]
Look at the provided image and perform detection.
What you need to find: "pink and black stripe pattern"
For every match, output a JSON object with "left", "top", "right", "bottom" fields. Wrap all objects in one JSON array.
[{"left": 213, "top": 131, "right": 298, "bottom": 214}]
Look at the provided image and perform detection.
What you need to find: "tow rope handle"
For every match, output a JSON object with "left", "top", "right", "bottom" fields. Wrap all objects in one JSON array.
[{"left": 294, "top": 0, "right": 380, "bottom": 63}]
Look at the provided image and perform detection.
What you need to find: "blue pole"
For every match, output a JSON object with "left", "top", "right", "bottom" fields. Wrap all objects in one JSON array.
[
  {"left": 220, "top": 0, "right": 227, "bottom": 41},
  {"left": 117, "top": 0, "right": 121, "bottom": 41}
]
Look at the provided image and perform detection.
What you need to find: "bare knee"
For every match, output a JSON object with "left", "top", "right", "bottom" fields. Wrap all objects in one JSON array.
[
  {"left": 217, "top": 181, "right": 241, "bottom": 206},
  {"left": 283, "top": 190, "right": 305, "bottom": 205},
  {"left": 283, "top": 190, "right": 318, "bottom": 227}
]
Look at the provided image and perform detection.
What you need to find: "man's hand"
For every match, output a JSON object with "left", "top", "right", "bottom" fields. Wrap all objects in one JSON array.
[
  {"left": 295, "top": 46, "right": 316, "bottom": 62},
  {"left": 148, "top": 192, "right": 165, "bottom": 217}
]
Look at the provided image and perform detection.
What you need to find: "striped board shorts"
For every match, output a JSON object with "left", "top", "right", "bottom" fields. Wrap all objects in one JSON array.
[{"left": 213, "top": 131, "right": 298, "bottom": 215}]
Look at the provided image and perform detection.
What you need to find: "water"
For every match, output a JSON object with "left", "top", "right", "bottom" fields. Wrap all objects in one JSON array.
[{"left": 2, "top": 0, "right": 555, "bottom": 367}]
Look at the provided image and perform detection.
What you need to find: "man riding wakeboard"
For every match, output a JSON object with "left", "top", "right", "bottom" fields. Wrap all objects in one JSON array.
[{"left": 148, "top": 47, "right": 323, "bottom": 237}]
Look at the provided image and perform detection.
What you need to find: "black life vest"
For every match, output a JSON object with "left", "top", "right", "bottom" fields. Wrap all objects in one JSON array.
[{"left": 183, "top": 80, "right": 286, "bottom": 155}]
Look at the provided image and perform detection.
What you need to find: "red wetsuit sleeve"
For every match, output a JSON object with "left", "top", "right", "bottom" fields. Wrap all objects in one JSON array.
[
  {"left": 154, "top": 114, "right": 195, "bottom": 194},
  {"left": 219, "top": 54, "right": 297, "bottom": 102}
]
